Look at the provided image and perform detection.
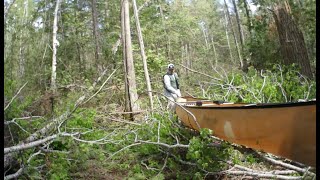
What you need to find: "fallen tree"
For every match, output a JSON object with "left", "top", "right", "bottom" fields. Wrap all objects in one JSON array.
[{"left": 4, "top": 68, "right": 117, "bottom": 178}]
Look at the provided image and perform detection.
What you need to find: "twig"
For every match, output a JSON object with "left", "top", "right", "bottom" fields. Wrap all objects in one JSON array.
[
  {"left": 137, "top": 140, "right": 189, "bottom": 149},
  {"left": 4, "top": 82, "right": 28, "bottom": 111},
  {"left": 109, "top": 110, "right": 146, "bottom": 115},
  {"left": 106, "top": 116, "right": 141, "bottom": 126},
  {"left": 83, "top": 68, "right": 118, "bottom": 104},
  {"left": 178, "top": 63, "right": 222, "bottom": 81},
  {"left": 141, "top": 159, "right": 159, "bottom": 171},
  {"left": 4, "top": 116, "right": 43, "bottom": 125},
  {"left": 156, "top": 153, "right": 168, "bottom": 176},
  {"left": 107, "top": 142, "right": 142, "bottom": 160}
]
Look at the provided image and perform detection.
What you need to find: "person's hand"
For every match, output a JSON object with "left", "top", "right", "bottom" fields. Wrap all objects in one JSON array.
[
  {"left": 176, "top": 89, "right": 181, "bottom": 97},
  {"left": 172, "top": 93, "right": 178, "bottom": 100}
]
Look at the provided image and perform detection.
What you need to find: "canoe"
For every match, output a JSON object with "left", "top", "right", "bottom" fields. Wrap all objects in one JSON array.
[{"left": 175, "top": 97, "right": 316, "bottom": 167}]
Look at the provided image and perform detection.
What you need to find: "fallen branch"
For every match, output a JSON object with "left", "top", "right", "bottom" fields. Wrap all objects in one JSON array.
[
  {"left": 220, "top": 170, "right": 301, "bottom": 180},
  {"left": 4, "top": 166, "right": 24, "bottom": 180},
  {"left": 4, "top": 134, "right": 58, "bottom": 154},
  {"left": 258, "top": 153, "right": 315, "bottom": 176},
  {"left": 109, "top": 110, "right": 146, "bottom": 115},
  {"left": 137, "top": 140, "right": 189, "bottom": 149}
]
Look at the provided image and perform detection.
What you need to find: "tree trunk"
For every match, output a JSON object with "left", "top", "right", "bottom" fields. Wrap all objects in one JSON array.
[
  {"left": 242, "top": 0, "right": 252, "bottom": 36},
  {"left": 272, "top": 2, "right": 313, "bottom": 78},
  {"left": 91, "top": 0, "right": 101, "bottom": 72},
  {"left": 201, "top": 26, "right": 209, "bottom": 49},
  {"left": 121, "top": 0, "right": 140, "bottom": 120},
  {"left": 105, "top": 1, "right": 109, "bottom": 29},
  {"left": 231, "top": 0, "right": 248, "bottom": 72},
  {"left": 211, "top": 36, "right": 218, "bottom": 67},
  {"left": 132, "top": 0, "right": 154, "bottom": 111},
  {"left": 51, "top": 0, "right": 61, "bottom": 93},
  {"left": 231, "top": 0, "right": 244, "bottom": 46},
  {"left": 185, "top": 44, "right": 189, "bottom": 76},
  {"left": 221, "top": 18, "right": 234, "bottom": 64},
  {"left": 159, "top": 5, "right": 170, "bottom": 61},
  {"left": 223, "top": 0, "right": 243, "bottom": 69}
]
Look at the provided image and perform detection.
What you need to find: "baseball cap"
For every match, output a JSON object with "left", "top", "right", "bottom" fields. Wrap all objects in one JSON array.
[{"left": 168, "top": 64, "right": 174, "bottom": 69}]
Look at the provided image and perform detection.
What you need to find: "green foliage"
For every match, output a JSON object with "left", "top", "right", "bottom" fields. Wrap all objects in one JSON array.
[
  {"left": 4, "top": 80, "right": 39, "bottom": 120},
  {"left": 201, "top": 65, "right": 316, "bottom": 103},
  {"left": 46, "top": 153, "right": 71, "bottom": 180},
  {"left": 187, "top": 129, "right": 229, "bottom": 173},
  {"left": 66, "top": 108, "right": 96, "bottom": 128}
]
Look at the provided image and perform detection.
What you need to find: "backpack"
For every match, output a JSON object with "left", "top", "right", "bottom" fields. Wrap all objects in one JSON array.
[{"left": 163, "top": 73, "right": 179, "bottom": 92}]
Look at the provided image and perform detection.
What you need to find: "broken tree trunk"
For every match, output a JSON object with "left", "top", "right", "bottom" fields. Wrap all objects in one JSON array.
[{"left": 121, "top": 0, "right": 140, "bottom": 120}]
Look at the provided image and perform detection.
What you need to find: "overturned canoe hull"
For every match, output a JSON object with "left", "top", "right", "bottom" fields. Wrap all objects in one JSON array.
[{"left": 175, "top": 97, "right": 316, "bottom": 167}]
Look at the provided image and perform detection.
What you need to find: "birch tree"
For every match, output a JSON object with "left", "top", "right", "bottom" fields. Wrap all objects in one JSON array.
[{"left": 51, "top": 0, "right": 61, "bottom": 93}]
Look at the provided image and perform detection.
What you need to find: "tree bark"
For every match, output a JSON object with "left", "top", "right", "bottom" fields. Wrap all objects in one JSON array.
[
  {"left": 132, "top": 0, "right": 154, "bottom": 111},
  {"left": 51, "top": 0, "right": 61, "bottom": 93},
  {"left": 121, "top": 0, "right": 140, "bottom": 120},
  {"left": 272, "top": 2, "right": 313, "bottom": 78},
  {"left": 121, "top": 1, "right": 131, "bottom": 119}
]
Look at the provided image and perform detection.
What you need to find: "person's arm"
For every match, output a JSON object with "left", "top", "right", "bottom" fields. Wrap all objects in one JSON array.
[
  {"left": 174, "top": 73, "right": 181, "bottom": 97},
  {"left": 164, "top": 75, "right": 179, "bottom": 95}
]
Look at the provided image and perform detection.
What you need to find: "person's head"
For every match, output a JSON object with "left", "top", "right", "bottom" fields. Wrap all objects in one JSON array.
[{"left": 167, "top": 63, "right": 175, "bottom": 74}]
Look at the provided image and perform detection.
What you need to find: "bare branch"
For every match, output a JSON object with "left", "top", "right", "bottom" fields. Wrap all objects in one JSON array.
[
  {"left": 4, "top": 134, "right": 58, "bottom": 154},
  {"left": 178, "top": 63, "right": 222, "bottom": 81},
  {"left": 137, "top": 140, "right": 189, "bottom": 149},
  {"left": 4, "top": 166, "right": 24, "bottom": 180},
  {"left": 4, "top": 82, "right": 28, "bottom": 111},
  {"left": 220, "top": 170, "right": 301, "bottom": 180},
  {"left": 83, "top": 68, "right": 118, "bottom": 104},
  {"left": 104, "top": 116, "right": 142, "bottom": 126},
  {"left": 108, "top": 142, "right": 142, "bottom": 159},
  {"left": 258, "top": 153, "right": 315, "bottom": 176}
]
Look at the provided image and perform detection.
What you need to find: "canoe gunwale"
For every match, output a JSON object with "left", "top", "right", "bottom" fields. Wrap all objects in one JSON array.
[{"left": 178, "top": 100, "right": 316, "bottom": 109}]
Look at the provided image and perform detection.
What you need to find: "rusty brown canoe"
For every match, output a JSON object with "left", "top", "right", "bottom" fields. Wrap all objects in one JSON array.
[{"left": 175, "top": 97, "right": 316, "bottom": 167}]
